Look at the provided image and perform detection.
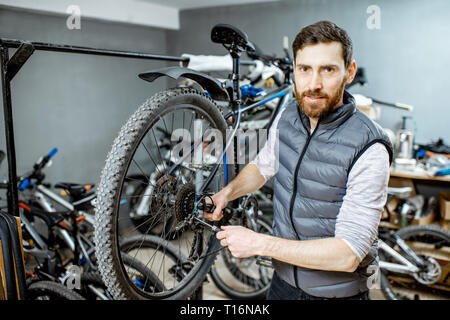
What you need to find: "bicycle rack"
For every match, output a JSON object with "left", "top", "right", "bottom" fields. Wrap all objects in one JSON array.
[
  {"left": 0, "top": 37, "right": 190, "bottom": 295},
  {"left": 0, "top": 38, "right": 190, "bottom": 217}
]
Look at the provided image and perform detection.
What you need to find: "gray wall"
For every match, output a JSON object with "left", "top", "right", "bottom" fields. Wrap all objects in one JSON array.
[
  {"left": 1, "top": 1, "right": 449, "bottom": 186},
  {"left": 167, "top": 0, "right": 450, "bottom": 145},
  {"left": 0, "top": 8, "right": 172, "bottom": 184}
]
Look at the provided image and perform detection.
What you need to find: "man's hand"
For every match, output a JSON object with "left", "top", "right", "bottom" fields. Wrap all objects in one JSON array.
[
  {"left": 203, "top": 189, "right": 230, "bottom": 221},
  {"left": 216, "top": 225, "right": 266, "bottom": 258},
  {"left": 203, "top": 163, "right": 267, "bottom": 221}
]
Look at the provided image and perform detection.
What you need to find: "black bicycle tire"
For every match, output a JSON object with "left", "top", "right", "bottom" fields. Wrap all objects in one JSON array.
[
  {"left": 121, "top": 235, "right": 189, "bottom": 292},
  {"left": 209, "top": 215, "right": 273, "bottom": 299},
  {"left": 78, "top": 271, "right": 107, "bottom": 300},
  {"left": 94, "top": 88, "right": 234, "bottom": 300},
  {"left": 380, "top": 225, "right": 450, "bottom": 300},
  {"left": 121, "top": 235, "right": 206, "bottom": 300},
  {"left": 79, "top": 253, "right": 165, "bottom": 300},
  {"left": 27, "top": 280, "right": 85, "bottom": 300},
  {"left": 120, "top": 234, "right": 188, "bottom": 263},
  {"left": 121, "top": 251, "right": 166, "bottom": 293},
  {"left": 81, "top": 271, "right": 104, "bottom": 287}
]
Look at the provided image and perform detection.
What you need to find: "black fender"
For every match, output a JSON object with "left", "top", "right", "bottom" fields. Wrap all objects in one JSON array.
[{"left": 138, "top": 66, "right": 229, "bottom": 101}]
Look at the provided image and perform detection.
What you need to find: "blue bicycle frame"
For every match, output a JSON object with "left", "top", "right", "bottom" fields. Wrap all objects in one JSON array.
[{"left": 166, "top": 81, "right": 293, "bottom": 201}]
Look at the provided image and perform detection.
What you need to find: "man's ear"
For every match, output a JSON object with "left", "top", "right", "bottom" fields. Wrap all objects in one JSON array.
[{"left": 345, "top": 60, "right": 357, "bottom": 85}]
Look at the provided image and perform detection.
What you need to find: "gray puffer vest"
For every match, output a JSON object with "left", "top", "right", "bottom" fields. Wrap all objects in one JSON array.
[{"left": 272, "top": 90, "right": 393, "bottom": 298}]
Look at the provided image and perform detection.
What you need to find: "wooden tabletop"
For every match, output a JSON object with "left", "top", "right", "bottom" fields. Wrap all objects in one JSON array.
[{"left": 390, "top": 167, "right": 450, "bottom": 182}]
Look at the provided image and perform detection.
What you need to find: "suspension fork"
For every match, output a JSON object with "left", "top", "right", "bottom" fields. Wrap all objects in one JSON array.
[
  {"left": 392, "top": 234, "right": 427, "bottom": 268},
  {"left": 133, "top": 163, "right": 165, "bottom": 218}
]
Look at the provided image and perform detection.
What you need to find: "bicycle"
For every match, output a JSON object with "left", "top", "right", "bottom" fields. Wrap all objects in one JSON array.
[
  {"left": 378, "top": 224, "right": 450, "bottom": 300},
  {"left": 115, "top": 45, "right": 291, "bottom": 299},
  {"left": 122, "top": 42, "right": 293, "bottom": 239},
  {"left": 94, "top": 24, "right": 292, "bottom": 299},
  {"left": 10, "top": 148, "right": 96, "bottom": 265},
  {"left": 377, "top": 187, "right": 450, "bottom": 300},
  {"left": 3, "top": 148, "right": 101, "bottom": 298}
]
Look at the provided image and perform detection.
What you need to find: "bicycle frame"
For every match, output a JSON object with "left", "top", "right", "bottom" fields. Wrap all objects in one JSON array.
[
  {"left": 33, "top": 187, "right": 97, "bottom": 271},
  {"left": 378, "top": 239, "right": 421, "bottom": 275},
  {"left": 165, "top": 55, "right": 293, "bottom": 205},
  {"left": 16, "top": 173, "right": 97, "bottom": 269},
  {"left": 35, "top": 184, "right": 95, "bottom": 224}
]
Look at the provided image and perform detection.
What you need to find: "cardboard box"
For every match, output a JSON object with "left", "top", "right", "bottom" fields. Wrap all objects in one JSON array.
[
  {"left": 439, "top": 192, "right": 450, "bottom": 220},
  {"left": 412, "top": 210, "right": 436, "bottom": 226},
  {"left": 440, "top": 219, "right": 450, "bottom": 231}
]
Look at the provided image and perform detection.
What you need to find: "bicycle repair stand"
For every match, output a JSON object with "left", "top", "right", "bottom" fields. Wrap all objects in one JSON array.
[{"left": 0, "top": 37, "right": 190, "bottom": 300}]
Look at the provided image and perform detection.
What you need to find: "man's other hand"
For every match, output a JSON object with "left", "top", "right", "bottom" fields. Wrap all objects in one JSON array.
[{"left": 203, "top": 190, "right": 229, "bottom": 221}]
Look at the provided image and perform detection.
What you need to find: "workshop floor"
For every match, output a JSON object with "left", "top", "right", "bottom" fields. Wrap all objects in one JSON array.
[
  {"left": 202, "top": 275, "right": 387, "bottom": 300},
  {"left": 119, "top": 214, "right": 448, "bottom": 301},
  {"left": 203, "top": 278, "right": 450, "bottom": 300}
]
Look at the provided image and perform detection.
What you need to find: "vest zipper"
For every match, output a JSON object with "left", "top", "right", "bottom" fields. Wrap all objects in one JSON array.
[{"left": 288, "top": 121, "right": 319, "bottom": 288}]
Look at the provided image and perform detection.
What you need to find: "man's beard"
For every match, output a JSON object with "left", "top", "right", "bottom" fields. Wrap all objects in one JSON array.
[{"left": 294, "top": 79, "right": 346, "bottom": 119}]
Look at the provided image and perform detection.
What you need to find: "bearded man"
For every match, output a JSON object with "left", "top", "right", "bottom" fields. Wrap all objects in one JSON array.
[{"left": 205, "top": 20, "right": 393, "bottom": 300}]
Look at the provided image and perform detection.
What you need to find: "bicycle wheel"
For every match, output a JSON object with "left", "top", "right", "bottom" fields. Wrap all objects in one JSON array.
[
  {"left": 380, "top": 225, "right": 450, "bottom": 300},
  {"left": 209, "top": 215, "right": 274, "bottom": 299},
  {"left": 27, "top": 280, "right": 85, "bottom": 300},
  {"left": 120, "top": 234, "right": 204, "bottom": 300},
  {"left": 94, "top": 88, "right": 234, "bottom": 299}
]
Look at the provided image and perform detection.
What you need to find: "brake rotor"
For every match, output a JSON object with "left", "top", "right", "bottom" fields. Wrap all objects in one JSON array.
[{"left": 150, "top": 174, "right": 177, "bottom": 213}]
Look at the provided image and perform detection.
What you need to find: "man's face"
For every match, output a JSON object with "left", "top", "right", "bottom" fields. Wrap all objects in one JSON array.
[{"left": 293, "top": 41, "right": 355, "bottom": 119}]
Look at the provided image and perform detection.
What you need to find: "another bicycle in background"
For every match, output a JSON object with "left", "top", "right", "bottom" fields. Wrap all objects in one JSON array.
[{"left": 377, "top": 186, "right": 450, "bottom": 300}]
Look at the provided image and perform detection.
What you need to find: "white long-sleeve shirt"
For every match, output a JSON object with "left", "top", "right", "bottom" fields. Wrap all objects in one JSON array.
[{"left": 250, "top": 109, "right": 390, "bottom": 262}]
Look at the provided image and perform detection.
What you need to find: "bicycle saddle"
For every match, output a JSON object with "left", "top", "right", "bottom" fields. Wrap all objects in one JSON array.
[
  {"left": 387, "top": 187, "right": 412, "bottom": 199},
  {"left": 54, "top": 182, "right": 94, "bottom": 199},
  {"left": 346, "top": 68, "right": 367, "bottom": 89},
  {"left": 211, "top": 24, "right": 255, "bottom": 53}
]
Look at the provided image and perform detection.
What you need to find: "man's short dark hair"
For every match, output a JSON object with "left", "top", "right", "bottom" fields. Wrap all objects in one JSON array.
[{"left": 292, "top": 21, "right": 353, "bottom": 68}]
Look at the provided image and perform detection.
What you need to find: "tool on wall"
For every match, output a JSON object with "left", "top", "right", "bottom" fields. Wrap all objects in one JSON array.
[
  {"left": 396, "top": 116, "right": 414, "bottom": 159},
  {"left": 394, "top": 116, "right": 417, "bottom": 169}
]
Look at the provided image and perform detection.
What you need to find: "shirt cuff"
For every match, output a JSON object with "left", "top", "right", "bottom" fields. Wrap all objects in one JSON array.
[{"left": 339, "top": 238, "right": 363, "bottom": 262}]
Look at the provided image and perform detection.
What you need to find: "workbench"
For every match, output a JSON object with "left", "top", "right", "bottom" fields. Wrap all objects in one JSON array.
[{"left": 387, "top": 166, "right": 450, "bottom": 229}]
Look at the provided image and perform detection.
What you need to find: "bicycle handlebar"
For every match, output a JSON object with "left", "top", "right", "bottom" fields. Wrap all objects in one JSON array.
[
  {"left": 18, "top": 179, "right": 31, "bottom": 191},
  {"left": 35, "top": 147, "right": 58, "bottom": 171},
  {"left": 196, "top": 200, "right": 238, "bottom": 223},
  {"left": 47, "top": 148, "right": 58, "bottom": 159},
  {"left": 370, "top": 98, "right": 414, "bottom": 111},
  {"left": 18, "top": 147, "right": 58, "bottom": 190}
]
